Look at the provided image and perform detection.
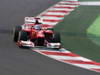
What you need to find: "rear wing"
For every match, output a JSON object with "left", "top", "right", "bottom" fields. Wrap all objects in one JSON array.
[
  {"left": 24, "top": 17, "right": 43, "bottom": 24},
  {"left": 25, "top": 17, "right": 36, "bottom": 24}
]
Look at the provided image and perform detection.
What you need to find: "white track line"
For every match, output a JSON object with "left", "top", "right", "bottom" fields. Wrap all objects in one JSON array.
[{"left": 79, "top": 1, "right": 100, "bottom": 6}]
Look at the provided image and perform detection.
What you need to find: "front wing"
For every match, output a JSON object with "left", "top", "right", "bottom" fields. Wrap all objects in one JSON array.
[{"left": 17, "top": 40, "right": 61, "bottom": 49}]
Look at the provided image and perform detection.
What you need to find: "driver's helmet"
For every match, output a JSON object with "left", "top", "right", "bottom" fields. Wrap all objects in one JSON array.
[{"left": 34, "top": 25, "right": 42, "bottom": 30}]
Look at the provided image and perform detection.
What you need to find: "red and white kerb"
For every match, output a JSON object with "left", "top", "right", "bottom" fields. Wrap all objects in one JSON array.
[
  {"left": 37, "top": 0, "right": 79, "bottom": 28},
  {"left": 33, "top": 49, "right": 100, "bottom": 73}
]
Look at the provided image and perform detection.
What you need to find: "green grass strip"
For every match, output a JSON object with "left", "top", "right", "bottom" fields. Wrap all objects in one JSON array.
[{"left": 87, "top": 15, "right": 100, "bottom": 46}]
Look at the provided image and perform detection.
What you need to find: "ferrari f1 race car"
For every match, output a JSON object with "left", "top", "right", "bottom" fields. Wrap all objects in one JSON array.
[{"left": 13, "top": 17, "right": 61, "bottom": 49}]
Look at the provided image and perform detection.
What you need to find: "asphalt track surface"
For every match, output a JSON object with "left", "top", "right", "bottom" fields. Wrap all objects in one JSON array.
[{"left": 0, "top": 0, "right": 99, "bottom": 75}]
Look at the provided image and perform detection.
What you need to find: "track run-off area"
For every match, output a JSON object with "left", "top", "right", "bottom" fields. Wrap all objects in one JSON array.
[
  {"left": 0, "top": 0, "right": 100, "bottom": 75},
  {"left": 32, "top": 0, "right": 100, "bottom": 73}
]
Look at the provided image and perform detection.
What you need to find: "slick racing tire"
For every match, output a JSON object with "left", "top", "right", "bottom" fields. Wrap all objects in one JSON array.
[
  {"left": 13, "top": 25, "right": 22, "bottom": 42},
  {"left": 52, "top": 32, "right": 61, "bottom": 43},
  {"left": 20, "top": 31, "right": 28, "bottom": 41}
]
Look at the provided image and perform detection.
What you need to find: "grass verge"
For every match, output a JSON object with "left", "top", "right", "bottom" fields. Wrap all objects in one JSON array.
[{"left": 87, "top": 15, "right": 100, "bottom": 46}]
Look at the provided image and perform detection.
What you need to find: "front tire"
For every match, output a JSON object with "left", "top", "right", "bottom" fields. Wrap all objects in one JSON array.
[
  {"left": 20, "top": 31, "right": 28, "bottom": 41},
  {"left": 52, "top": 32, "right": 61, "bottom": 43},
  {"left": 13, "top": 25, "right": 21, "bottom": 42}
]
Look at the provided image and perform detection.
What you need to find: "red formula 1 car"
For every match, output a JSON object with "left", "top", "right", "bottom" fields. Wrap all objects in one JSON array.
[{"left": 13, "top": 17, "right": 61, "bottom": 49}]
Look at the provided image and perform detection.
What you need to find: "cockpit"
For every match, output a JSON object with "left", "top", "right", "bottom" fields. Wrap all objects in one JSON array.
[{"left": 34, "top": 24, "right": 42, "bottom": 30}]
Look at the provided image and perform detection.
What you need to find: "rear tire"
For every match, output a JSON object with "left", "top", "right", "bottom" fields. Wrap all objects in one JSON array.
[{"left": 13, "top": 25, "right": 21, "bottom": 42}]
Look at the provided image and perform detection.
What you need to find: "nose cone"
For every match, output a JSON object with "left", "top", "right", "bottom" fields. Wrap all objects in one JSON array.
[{"left": 36, "top": 31, "right": 45, "bottom": 38}]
